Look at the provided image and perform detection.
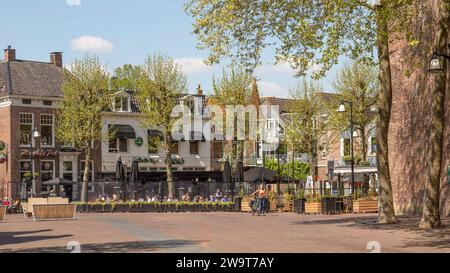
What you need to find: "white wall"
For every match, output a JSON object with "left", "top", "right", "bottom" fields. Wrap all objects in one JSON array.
[{"left": 101, "top": 114, "right": 211, "bottom": 172}]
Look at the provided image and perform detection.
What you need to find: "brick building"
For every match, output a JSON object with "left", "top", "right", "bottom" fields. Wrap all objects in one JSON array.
[{"left": 0, "top": 46, "right": 101, "bottom": 201}]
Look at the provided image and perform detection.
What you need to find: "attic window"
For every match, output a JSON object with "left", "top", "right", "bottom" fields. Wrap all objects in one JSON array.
[
  {"left": 43, "top": 100, "right": 52, "bottom": 106},
  {"left": 22, "top": 99, "right": 32, "bottom": 105},
  {"left": 114, "top": 95, "right": 130, "bottom": 112}
]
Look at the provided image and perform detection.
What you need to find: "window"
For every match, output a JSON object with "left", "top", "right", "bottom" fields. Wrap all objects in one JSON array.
[
  {"left": 169, "top": 142, "right": 178, "bottom": 154},
  {"left": 370, "top": 137, "right": 377, "bottom": 154},
  {"left": 114, "top": 96, "right": 129, "bottom": 112},
  {"left": 119, "top": 138, "right": 128, "bottom": 153},
  {"left": 190, "top": 141, "right": 199, "bottom": 155},
  {"left": 62, "top": 161, "right": 73, "bottom": 181},
  {"left": 40, "top": 114, "right": 54, "bottom": 146},
  {"left": 108, "top": 138, "right": 118, "bottom": 153},
  {"left": 19, "top": 160, "right": 33, "bottom": 195},
  {"left": 43, "top": 100, "right": 52, "bottom": 106},
  {"left": 108, "top": 138, "right": 128, "bottom": 153},
  {"left": 80, "top": 160, "right": 94, "bottom": 184},
  {"left": 22, "top": 99, "right": 31, "bottom": 105},
  {"left": 40, "top": 160, "right": 55, "bottom": 191},
  {"left": 148, "top": 137, "right": 159, "bottom": 154},
  {"left": 19, "top": 113, "right": 33, "bottom": 146},
  {"left": 212, "top": 141, "right": 223, "bottom": 159}
]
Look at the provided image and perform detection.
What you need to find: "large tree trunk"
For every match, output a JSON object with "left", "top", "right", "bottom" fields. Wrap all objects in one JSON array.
[
  {"left": 376, "top": 8, "right": 397, "bottom": 224},
  {"left": 165, "top": 138, "right": 174, "bottom": 200},
  {"left": 419, "top": 0, "right": 449, "bottom": 229},
  {"left": 81, "top": 147, "right": 91, "bottom": 203}
]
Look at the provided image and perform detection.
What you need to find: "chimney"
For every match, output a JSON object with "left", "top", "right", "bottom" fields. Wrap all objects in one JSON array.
[
  {"left": 4, "top": 45, "right": 16, "bottom": 62},
  {"left": 50, "top": 52, "right": 63, "bottom": 67},
  {"left": 197, "top": 84, "right": 203, "bottom": 96}
]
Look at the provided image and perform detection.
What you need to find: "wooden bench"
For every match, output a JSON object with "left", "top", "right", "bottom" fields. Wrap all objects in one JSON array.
[
  {"left": 22, "top": 198, "right": 48, "bottom": 218},
  {"left": 32, "top": 203, "right": 77, "bottom": 221},
  {"left": 0, "top": 206, "right": 6, "bottom": 222}
]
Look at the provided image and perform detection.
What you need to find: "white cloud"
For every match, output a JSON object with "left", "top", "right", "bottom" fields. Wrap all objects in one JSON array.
[
  {"left": 69, "top": 36, "right": 113, "bottom": 53},
  {"left": 66, "top": 0, "right": 81, "bottom": 6},
  {"left": 174, "top": 57, "right": 212, "bottom": 74},
  {"left": 259, "top": 81, "right": 287, "bottom": 98}
]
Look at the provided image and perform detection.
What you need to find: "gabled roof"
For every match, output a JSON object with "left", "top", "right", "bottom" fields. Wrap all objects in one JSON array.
[{"left": 0, "top": 60, "right": 65, "bottom": 98}]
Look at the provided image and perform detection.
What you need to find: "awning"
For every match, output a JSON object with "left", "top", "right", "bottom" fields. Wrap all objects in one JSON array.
[
  {"left": 110, "top": 125, "right": 136, "bottom": 139},
  {"left": 148, "top": 129, "right": 164, "bottom": 140},
  {"left": 334, "top": 166, "right": 377, "bottom": 174},
  {"left": 42, "top": 177, "right": 73, "bottom": 186}
]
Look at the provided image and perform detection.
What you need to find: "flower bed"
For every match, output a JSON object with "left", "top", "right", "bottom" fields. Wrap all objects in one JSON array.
[{"left": 75, "top": 201, "right": 234, "bottom": 213}]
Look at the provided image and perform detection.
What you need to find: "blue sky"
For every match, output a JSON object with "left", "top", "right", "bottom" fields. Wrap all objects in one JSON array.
[{"left": 1, "top": 0, "right": 346, "bottom": 97}]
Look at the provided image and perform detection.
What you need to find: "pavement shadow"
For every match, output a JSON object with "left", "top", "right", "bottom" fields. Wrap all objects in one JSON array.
[
  {"left": 292, "top": 215, "right": 450, "bottom": 250},
  {"left": 0, "top": 229, "right": 73, "bottom": 247},
  {"left": 0, "top": 239, "right": 207, "bottom": 253}
]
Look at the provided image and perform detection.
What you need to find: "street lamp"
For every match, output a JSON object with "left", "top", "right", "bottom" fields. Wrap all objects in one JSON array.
[
  {"left": 428, "top": 45, "right": 450, "bottom": 73},
  {"left": 428, "top": 44, "right": 450, "bottom": 73},
  {"left": 30, "top": 127, "right": 40, "bottom": 197},
  {"left": 337, "top": 100, "right": 356, "bottom": 199}
]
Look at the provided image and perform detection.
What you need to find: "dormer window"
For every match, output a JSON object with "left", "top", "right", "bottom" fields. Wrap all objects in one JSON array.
[{"left": 113, "top": 93, "right": 130, "bottom": 112}]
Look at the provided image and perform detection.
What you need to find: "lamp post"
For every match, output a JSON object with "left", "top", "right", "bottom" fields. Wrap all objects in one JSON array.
[
  {"left": 337, "top": 100, "right": 357, "bottom": 199},
  {"left": 30, "top": 127, "right": 40, "bottom": 197}
]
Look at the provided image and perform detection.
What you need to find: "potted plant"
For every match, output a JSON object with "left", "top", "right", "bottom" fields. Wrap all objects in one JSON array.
[
  {"left": 114, "top": 202, "right": 129, "bottom": 213},
  {"left": 294, "top": 189, "right": 306, "bottom": 214},
  {"left": 282, "top": 193, "right": 294, "bottom": 212},
  {"left": 305, "top": 196, "right": 322, "bottom": 214},
  {"left": 267, "top": 191, "right": 278, "bottom": 211},
  {"left": 353, "top": 189, "right": 378, "bottom": 213},
  {"left": 321, "top": 195, "right": 337, "bottom": 214}
]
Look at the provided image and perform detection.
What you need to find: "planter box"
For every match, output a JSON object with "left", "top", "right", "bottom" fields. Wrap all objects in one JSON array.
[
  {"left": 282, "top": 201, "right": 293, "bottom": 212},
  {"left": 164, "top": 204, "right": 177, "bottom": 213},
  {"left": 321, "top": 198, "right": 337, "bottom": 214},
  {"left": 114, "top": 204, "right": 129, "bottom": 213},
  {"left": 241, "top": 199, "right": 252, "bottom": 212},
  {"left": 269, "top": 201, "right": 277, "bottom": 211},
  {"left": 353, "top": 199, "right": 378, "bottom": 213},
  {"left": 305, "top": 202, "right": 322, "bottom": 214},
  {"left": 233, "top": 198, "right": 242, "bottom": 212},
  {"left": 294, "top": 199, "right": 306, "bottom": 214},
  {"left": 335, "top": 198, "right": 344, "bottom": 212}
]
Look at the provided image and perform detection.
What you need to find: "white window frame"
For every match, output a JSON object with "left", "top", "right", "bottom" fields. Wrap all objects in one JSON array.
[
  {"left": 19, "top": 112, "right": 34, "bottom": 147},
  {"left": 113, "top": 94, "right": 131, "bottom": 112},
  {"left": 62, "top": 161, "right": 74, "bottom": 182},
  {"left": 40, "top": 160, "right": 56, "bottom": 189},
  {"left": 40, "top": 114, "right": 55, "bottom": 148}
]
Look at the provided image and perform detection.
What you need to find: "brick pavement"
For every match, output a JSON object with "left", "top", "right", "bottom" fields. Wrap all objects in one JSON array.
[{"left": 0, "top": 212, "right": 448, "bottom": 253}]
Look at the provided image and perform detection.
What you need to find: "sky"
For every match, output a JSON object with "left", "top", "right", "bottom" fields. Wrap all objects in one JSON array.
[{"left": 0, "top": 0, "right": 347, "bottom": 97}]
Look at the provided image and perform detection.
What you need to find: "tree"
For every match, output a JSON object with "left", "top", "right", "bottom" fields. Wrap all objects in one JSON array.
[
  {"left": 136, "top": 53, "right": 188, "bottom": 200},
  {"left": 111, "top": 64, "right": 144, "bottom": 91},
  {"left": 56, "top": 56, "right": 112, "bottom": 202},
  {"left": 265, "top": 158, "right": 310, "bottom": 182},
  {"left": 185, "top": 0, "right": 424, "bottom": 224},
  {"left": 419, "top": 0, "right": 449, "bottom": 229},
  {"left": 331, "top": 61, "right": 378, "bottom": 162},
  {"left": 284, "top": 79, "right": 331, "bottom": 190},
  {"left": 211, "top": 67, "right": 253, "bottom": 163}
]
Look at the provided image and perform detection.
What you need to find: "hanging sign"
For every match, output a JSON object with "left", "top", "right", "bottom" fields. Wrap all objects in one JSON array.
[
  {"left": 135, "top": 137, "right": 144, "bottom": 146},
  {"left": 0, "top": 140, "right": 5, "bottom": 151}
]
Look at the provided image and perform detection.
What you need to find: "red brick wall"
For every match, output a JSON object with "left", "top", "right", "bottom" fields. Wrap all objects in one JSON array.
[
  {"left": 0, "top": 105, "right": 11, "bottom": 198},
  {"left": 389, "top": 1, "right": 449, "bottom": 216}
]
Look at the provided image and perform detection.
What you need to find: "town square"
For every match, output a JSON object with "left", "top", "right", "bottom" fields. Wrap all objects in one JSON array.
[{"left": 0, "top": 0, "right": 449, "bottom": 258}]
